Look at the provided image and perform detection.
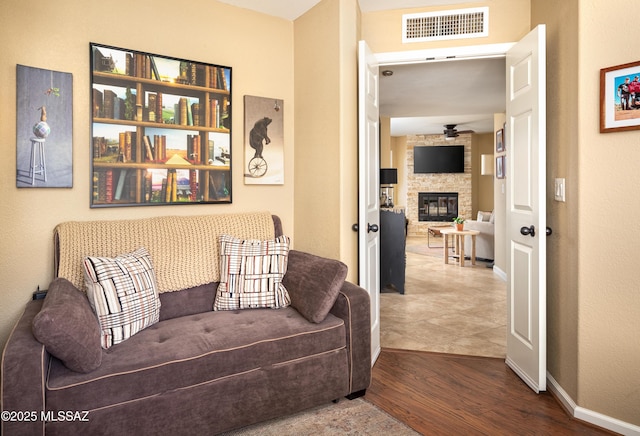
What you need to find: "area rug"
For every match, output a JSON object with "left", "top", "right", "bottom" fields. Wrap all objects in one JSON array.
[{"left": 220, "top": 398, "right": 419, "bottom": 435}]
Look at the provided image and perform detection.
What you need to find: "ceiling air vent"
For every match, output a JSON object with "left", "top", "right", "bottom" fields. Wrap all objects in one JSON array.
[{"left": 403, "top": 7, "right": 488, "bottom": 43}]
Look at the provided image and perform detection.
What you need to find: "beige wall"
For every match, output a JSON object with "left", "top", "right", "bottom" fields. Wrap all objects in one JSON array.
[
  {"left": 493, "top": 114, "right": 507, "bottom": 273},
  {"left": 380, "top": 116, "right": 392, "bottom": 167},
  {"left": 293, "top": 0, "right": 360, "bottom": 280},
  {"left": 361, "top": 0, "right": 530, "bottom": 53},
  {"left": 391, "top": 135, "right": 408, "bottom": 208},
  {"left": 0, "top": 0, "right": 295, "bottom": 350},
  {"left": 531, "top": 0, "right": 580, "bottom": 408},
  {"left": 533, "top": 0, "right": 640, "bottom": 425},
  {"left": 471, "top": 132, "right": 494, "bottom": 214}
]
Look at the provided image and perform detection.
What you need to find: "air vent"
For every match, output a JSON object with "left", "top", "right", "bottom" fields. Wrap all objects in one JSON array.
[{"left": 403, "top": 7, "right": 488, "bottom": 43}]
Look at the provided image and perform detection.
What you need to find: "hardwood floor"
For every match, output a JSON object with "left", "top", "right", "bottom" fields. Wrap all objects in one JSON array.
[{"left": 365, "top": 349, "right": 614, "bottom": 435}]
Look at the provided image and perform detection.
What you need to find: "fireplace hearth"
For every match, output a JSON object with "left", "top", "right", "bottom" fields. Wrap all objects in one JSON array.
[{"left": 418, "top": 192, "right": 458, "bottom": 222}]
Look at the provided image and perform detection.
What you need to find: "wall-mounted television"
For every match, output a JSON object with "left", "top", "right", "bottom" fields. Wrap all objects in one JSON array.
[{"left": 413, "top": 145, "right": 465, "bottom": 174}]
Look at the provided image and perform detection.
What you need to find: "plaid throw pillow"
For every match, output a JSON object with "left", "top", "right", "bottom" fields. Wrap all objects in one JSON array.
[
  {"left": 214, "top": 235, "right": 291, "bottom": 311},
  {"left": 83, "top": 247, "right": 161, "bottom": 349}
]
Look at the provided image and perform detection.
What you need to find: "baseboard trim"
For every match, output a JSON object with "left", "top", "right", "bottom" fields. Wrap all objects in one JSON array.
[
  {"left": 547, "top": 372, "right": 640, "bottom": 436},
  {"left": 493, "top": 265, "right": 507, "bottom": 281}
]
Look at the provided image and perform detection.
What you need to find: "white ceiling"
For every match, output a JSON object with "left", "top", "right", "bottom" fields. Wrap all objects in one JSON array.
[
  {"left": 217, "top": 0, "right": 502, "bottom": 136},
  {"left": 380, "top": 57, "right": 505, "bottom": 136},
  {"left": 217, "top": 0, "right": 483, "bottom": 20}
]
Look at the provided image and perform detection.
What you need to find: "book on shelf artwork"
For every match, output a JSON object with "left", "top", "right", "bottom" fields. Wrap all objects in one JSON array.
[{"left": 90, "top": 43, "right": 232, "bottom": 207}]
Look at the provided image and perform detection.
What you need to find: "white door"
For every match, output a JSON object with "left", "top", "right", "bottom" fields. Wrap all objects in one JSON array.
[
  {"left": 505, "top": 25, "right": 547, "bottom": 393},
  {"left": 357, "top": 40, "right": 381, "bottom": 364}
]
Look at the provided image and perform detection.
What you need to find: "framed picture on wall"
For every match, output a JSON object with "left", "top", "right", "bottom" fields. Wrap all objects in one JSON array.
[
  {"left": 496, "top": 155, "right": 505, "bottom": 179},
  {"left": 496, "top": 128, "right": 504, "bottom": 152},
  {"left": 244, "top": 95, "right": 284, "bottom": 185},
  {"left": 600, "top": 59, "right": 640, "bottom": 133},
  {"left": 16, "top": 65, "right": 73, "bottom": 188},
  {"left": 90, "top": 43, "right": 232, "bottom": 207}
]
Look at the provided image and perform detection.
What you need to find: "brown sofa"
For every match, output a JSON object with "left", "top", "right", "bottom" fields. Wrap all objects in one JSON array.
[{"left": 1, "top": 212, "right": 371, "bottom": 435}]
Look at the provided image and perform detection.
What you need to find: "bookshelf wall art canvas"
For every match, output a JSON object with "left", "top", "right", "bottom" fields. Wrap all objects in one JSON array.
[
  {"left": 244, "top": 95, "right": 284, "bottom": 185},
  {"left": 16, "top": 65, "right": 73, "bottom": 188},
  {"left": 90, "top": 43, "right": 232, "bottom": 207}
]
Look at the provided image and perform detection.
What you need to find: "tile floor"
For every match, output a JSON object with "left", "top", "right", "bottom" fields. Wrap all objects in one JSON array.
[{"left": 380, "top": 236, "right": 507, "bottom": 358}]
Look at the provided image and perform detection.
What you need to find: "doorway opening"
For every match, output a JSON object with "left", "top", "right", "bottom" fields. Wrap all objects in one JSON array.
[{"left": 376, "top": 45, "right": 509, "bottom": 358}]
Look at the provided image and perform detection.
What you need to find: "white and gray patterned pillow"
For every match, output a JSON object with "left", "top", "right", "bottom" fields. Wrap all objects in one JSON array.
[
  {"left": 214, "top": 235, "right": 291, "bottom": 311},
  {"left": 83, "top": 247, "right": 161, "bottom": 349}
]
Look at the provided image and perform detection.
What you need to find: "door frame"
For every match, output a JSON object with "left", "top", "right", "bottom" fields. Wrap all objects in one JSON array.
[{"left": 368, "top": 41, "right": 546, "bottom": 378}]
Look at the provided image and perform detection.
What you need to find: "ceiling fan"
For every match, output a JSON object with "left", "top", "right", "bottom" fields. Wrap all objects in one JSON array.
[{"left": 443, "top": 124, "right": 474, "bottom": 140}]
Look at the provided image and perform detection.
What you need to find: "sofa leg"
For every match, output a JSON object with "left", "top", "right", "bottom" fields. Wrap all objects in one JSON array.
[{"left": 346, "top": 389, "right": 366, "bottom": 400}]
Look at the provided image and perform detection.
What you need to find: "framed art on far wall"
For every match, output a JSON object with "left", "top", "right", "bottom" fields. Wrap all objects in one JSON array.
[
  {"left": 600, "top": 59, "right": 640, "bottom": 133},
  {"left": 90, "top": 43, "right": 232, "bottom": 207},
  {"left": 496, "top": 155, "right": 505, "bottom": 179},
  {"left": 496, "top": 128, "right": 504, "bottom": 152}
]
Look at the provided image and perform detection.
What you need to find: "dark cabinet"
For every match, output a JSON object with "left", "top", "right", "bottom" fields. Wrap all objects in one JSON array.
[{"left": 380, "top": 208, "right": 406, "bottom": 294}]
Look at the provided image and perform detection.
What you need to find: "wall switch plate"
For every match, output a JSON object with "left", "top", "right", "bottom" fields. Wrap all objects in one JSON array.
[{"left": 554, "top": 178, "right": 566, "bottom": 202}]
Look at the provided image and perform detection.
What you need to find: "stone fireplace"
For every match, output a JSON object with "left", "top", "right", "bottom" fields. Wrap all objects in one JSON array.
[
  {"left": 418, "top": 192, "right": 458, "bottom": 222},
  {"left": 406, "top": 134, "right": 472, "bottom": 237}
]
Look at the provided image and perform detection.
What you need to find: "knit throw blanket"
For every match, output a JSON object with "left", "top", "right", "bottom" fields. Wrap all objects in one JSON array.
[{"left": 54, "top": 212, "right": 275, "bottom": 293}]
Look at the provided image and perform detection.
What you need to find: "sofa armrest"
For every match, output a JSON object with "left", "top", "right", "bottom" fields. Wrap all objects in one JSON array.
[
  {"left": 330, "top": 281, "right": 371, "bottom": 395},
  {"left": 1, "top": 300, "right": 48, "bottom": 436}
]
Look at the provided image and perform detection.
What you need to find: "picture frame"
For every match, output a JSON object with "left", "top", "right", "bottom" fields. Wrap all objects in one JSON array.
[
  {"left": 16, "top": 65, "right": 73, "bottom": 188},
  {"left": 244, "top": 95, "right": 284, "bottom": 185},
  {"left": 496, "top": 128, "right": 504, "bottom": 152},
  {"left": 496, "top": 155, "right": 505, "bottom": 179},
  {"left": 90, "top": 43, "right": 232, "bottom": 207},
  {"left": 600, "top": 60, "right": 640, "bottom": 133}
]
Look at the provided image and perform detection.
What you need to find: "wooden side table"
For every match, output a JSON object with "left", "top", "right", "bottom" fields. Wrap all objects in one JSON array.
[
  {"left": 439, "top": 228, "right": 480, "bottom": 267},
  {"left": 427, "top": 225, "right": 451, "bottom": 247}
]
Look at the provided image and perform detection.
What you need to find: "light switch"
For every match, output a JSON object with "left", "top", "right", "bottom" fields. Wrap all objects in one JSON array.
[{"left": 554, "top": 178, "right": 565, "bottom": 202}]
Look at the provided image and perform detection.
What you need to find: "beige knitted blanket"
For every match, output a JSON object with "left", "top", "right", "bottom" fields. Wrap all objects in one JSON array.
[{"left": 54, "top": 212, "right": 275, "bottom": 293}]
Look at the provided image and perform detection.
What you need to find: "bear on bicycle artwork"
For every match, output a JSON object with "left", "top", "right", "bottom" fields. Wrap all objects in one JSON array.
[
  {"left": 247, "top": 117, "right": 271, "bottom": 178},
  {"left": 244, "top": 95, "right": 284, "bottom": 183}
]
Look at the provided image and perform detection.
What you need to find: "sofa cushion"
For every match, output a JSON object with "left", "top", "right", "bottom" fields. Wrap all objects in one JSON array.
[
  {"left": 214, "top": 235, "right": 291, "bottom": 311},
  {"left": 32, "top": 278, "right": 102, "bottom": 373},
  {"left": 158, "top": 282, "right": 217, "bottom": 322},
  {"left": 477, "top": 211, "right": 492, "bottom": 222},
  {"left": 83, "top": 247, "right": 161, "bottom": 349},
  {"left": 44, "top": 308, "right": 347, "bottom": 413},
  {"left": 283, "top": 250, "right": 347, "bottom": 323}
]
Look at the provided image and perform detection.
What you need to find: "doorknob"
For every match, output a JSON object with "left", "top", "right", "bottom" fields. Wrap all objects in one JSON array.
[
  {"left": 367, "top": 223, "right": 379, "bottom": 233},
  {"left": 546, "top": 227, "right": 553, "bottom": 236},
  {"left": 520, "top": 225, "right": 536, "bottom": 237},
  {"left": 352, "top": 223, "right": 359, "bottom": 232}
]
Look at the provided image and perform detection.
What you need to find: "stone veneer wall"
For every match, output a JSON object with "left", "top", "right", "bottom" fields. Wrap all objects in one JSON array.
[{"left": 406, "top": 134, "right": 472, "bottom": 237}]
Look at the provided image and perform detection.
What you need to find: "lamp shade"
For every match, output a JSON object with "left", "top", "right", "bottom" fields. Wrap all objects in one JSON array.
[
  {"left": 481, "top": 154, "right": 494, "bottom": 176},
  {"left": 380, "top": 168, "right": 397, "bottom": 185}
]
